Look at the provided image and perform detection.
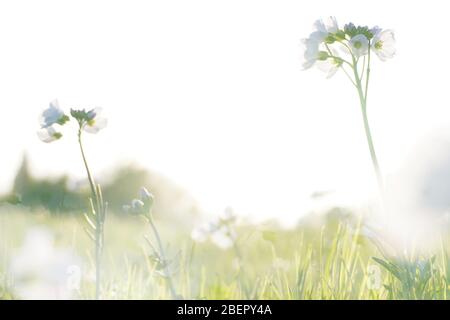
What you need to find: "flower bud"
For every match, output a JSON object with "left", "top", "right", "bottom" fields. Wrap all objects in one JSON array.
[
  {"left": 131, "top": 199, "right": 145, "bottom": 212},
  {"left": 317, "top": 51, "right": 329, "bottom": 61},
  {"left": 86, "top": 109, "right": 97, "bottom": 121},
  {"left": 140, "top": 187, "right": 154, "bottom": 205},
  {"left": 324, "top": 34, "right": 335, "bottom": 44}
]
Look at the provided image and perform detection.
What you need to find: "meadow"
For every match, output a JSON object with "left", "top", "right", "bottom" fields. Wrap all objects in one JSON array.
[
  {"left": 2, "top": 12, "right": 449, "bottom": 300},
  {"left": 1, "top": 204, "right": 449, "bottom": 300}
]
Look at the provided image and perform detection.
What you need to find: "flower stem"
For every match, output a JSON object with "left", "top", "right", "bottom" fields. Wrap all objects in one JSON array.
[
  {"left": 351, "top": 53, "right": 384, "bottom": 195},
  {"left": 78, "top": 128, "right": 102, "bottom": 300},
  {"left": 147, "top": 213, "right": 178, "bottom": 299},
  {"left": 78, "top": 130, "right": 98, "bottom": 201}
]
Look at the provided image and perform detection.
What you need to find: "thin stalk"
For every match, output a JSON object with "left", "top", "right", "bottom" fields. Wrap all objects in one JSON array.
[
  {"left": 364, "top": 42, "right": 371, "bottom": 103},
  {"left": 147, "top": 214, "right": 178, "bottom": 299},
  {"left": 78, "top": 128, "right": 102, "bottom": 300},
  {"left": 351, "top": 54, "right": 384, "bottom": 194},
  {"left": 325, "top": 44, "right": 356, "bottom": 87},
  {"left": 77, "top": 129, "right": 98, "bottom": 202},
  {"left": 231, "top": 237, "right": 250, "bottom": 298}
]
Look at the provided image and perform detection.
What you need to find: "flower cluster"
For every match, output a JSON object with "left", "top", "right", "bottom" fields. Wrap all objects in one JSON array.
[
  {"left": 37, "top": 99, "right": 107, "bottom": 143},
  {"left": 301, "top": 17, "right": 395, "bottom": 78}
]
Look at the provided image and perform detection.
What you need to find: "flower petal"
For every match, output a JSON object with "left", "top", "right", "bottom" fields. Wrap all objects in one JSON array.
[
  {"left": 83, "top": 117, "right": 108, "bottom": 134},
  {"left": 37, "top": 126, "right": 62, "bottom": 143}
]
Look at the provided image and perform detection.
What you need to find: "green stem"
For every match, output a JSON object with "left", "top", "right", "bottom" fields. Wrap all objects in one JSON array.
[
  {"left": 351, "top": 54, "right": 384, "bottom": 194},
  {"left": 78, "top": 128, "right": 102, "bottom": 300},
  {"left": 147, "top": 214, "right": 178, "bottom": 299},
  {"left": 364, "top": 42, "right": 371, "bottom": 103}
]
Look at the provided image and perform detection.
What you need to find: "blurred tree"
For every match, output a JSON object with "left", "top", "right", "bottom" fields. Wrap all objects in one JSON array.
[
  {"left": 2, "top": 154, "right": 200, "bottom": 223},
  {"left": 9, "top": 154, "right": 83, "bottom": 212},
  {"left": 102, "top": 165, "right": 200, "bottom": 224}
]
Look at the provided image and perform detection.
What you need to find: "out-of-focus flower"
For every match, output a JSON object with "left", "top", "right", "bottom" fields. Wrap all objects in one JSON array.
[
  {"left": 191, "top": 208, "right": 238, "bottom": 250},
  {"left": 371, "top": 29, "right": 396, "bottom": 61},
  {"left": 301, "top": 17, "right": 344, "bottom": 77},
  {"left": 301, "top": 36, "right": 324, "bottom": 70},
  {"left": 39, "top": 99, "right": 69, "bottom": 128},
  {"left": 140, "top": 187, "right": 154, "bottom": 205},
  {"left": 191, "top": 225, "right": 210, "bottom": 243},
  {"left": 82, "top": 108, "right": 108, "bottom": 134},
  {"left": 37, "top": 125, "right": 63, "bottom": 143},
  {"left": 9, "top": 227, "right": 81, "bottom": 300},
  {"left": 349, "top": 34, "right": 369, "bottom": 58},
  {"left": 132, "top": 199, "right": 145, "bottom": 211},
  {"left": 123, "top": 187, "right": 155, "bottom": 216},
  {"left": 37, "top": 99, "right": 69, "bottom": 143},
  {"left": 221, "top": 206, "right": 237, "bottom": 223},
  {"left": 70, "top": 107, "right": 108, "bottom": 134},
  {"left": 211, "top": 229, "right": 234, "bottom": 250}
]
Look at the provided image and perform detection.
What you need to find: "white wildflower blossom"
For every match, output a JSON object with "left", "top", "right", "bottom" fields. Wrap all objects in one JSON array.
[
  {"left": 82, "top": 108, "right": 108, "bottom": 134},
  {"left": 315, "top": 47, "right": 342, "bottom": 78},
  {"left": 349, "top": 34, "right": 369, "bottom": 58},
  {"left": 37, "top": 125, "right": 63, "bottom": 143},
  {"left": 301, "top": 18, "right": 395, "bottom": 80},
  {"left": 39, "top": 99, "right": 68, "bottom": 128},
  {"left": 210, "top": 228, "right": 234, "bottom": 250},
  {"left": 191, "top": 209, "right": 238, "bottom": 250},
  {"left": 371, "top": 29, "right": 396, "bottom": 61},
  {"left": 301, "top": 17, "right": 344, "bottom": 77},
  {"left": 301, "top": 36, "right": 322, "bottom": 70},
  {"left": 9, "top": 227, "right": 81, "bottom": 299}
]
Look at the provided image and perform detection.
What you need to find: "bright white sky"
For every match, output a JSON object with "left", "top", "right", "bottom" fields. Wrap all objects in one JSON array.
[{"left": 1, "top": 1, "right": 449, "bottom": 222}]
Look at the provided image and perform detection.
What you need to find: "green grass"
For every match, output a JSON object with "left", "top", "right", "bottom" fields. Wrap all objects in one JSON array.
[{"left": 1, "top": 206, "right": 449, "bottom": 300}]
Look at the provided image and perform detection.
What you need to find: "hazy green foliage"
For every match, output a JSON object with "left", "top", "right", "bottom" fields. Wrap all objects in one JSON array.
[
  {"left": 1, "top": 155, "right": 198, "bottom": 222},
  {"left": 1, "top": 208, "right": 449, "bottom": 300}
]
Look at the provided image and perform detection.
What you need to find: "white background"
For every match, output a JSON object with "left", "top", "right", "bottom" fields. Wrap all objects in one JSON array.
[{"left": 1, "top": 1, "right": 449, "bottom": 222}]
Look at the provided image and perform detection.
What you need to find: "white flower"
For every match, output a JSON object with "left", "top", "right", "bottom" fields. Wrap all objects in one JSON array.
[
  {"left": 39, "top": 99, "right": 67, "bottom": 128},
  {"left": 191, "top": 225, "right": 209, "bottom": 243},
  {"left": 221, "top": 207, "right": 236, "bottom": 223},
  {"left": 371, "top": 29, "right": 396, "bottom": 61},
  {"left": 301, "top": 17, "right": 342, "bottom": 76},
  {"left": 314, "top": 16, "right": 339, "bottom": 34},
  {"left": 9, "top": 227, "right": 81, "bottom": 299},
  {"left": 83, "top": 107, "right": 107, "bottom": 134},
  {"left": 37, "top": 125, "right": 62, "bottom": 143},
  {"left": 301, "top": 36, "right": 322, "bottom": 70},
  {"left": 210, "top": 228, "right": 234, "bottom": 250},
  {"left": 315, "top": 59, "right": 341, "bottom": 78},
  {"left": 315, "top": 47, "right": 342, "bottom": 78},
  {"left": 349, "top": 34, "right": 369, "bottom": 58}
]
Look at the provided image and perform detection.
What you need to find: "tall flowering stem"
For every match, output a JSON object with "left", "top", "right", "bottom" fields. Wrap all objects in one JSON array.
[
  {"left": 77, "top": 125, "right": 106, "bottom": 300},
  {"left": 37, "top": 101, "right": 108, "bottom": 299},
  {"left": 350, "top": 44, "right": 384, "bottom": 193},
  {"left": 145, "top": 212, "right": 178, "bottom": 299},
  {"left": 301, "top": 18, "right": 396, "bottom": 196}
]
